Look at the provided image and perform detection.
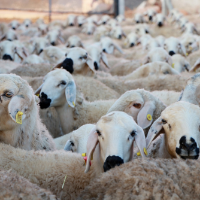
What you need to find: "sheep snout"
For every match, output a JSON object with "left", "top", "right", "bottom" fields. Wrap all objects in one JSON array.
[
  {"left": 103, "top": 155, "right": 124, "bottom": 172},
  {"left": 2, "top": 54, "right": 13, "bottom": 61},
  {"left": 169, "top": 51, "right": 175, "bottom": 56},
  {"left": 158, "top": 22, "right": 163, "bottom": 27},
  {"left": 94, "top": 61, "right": 98, "bottom": 70},
  {"left": 62, "top": 58, "right": 74, "bottom": 74},
  {"left": 176, "top": 136, "right": 199, "bottom": 160},
  {"left": 39, "top": 92, "right": 51, "bottom": 109}
]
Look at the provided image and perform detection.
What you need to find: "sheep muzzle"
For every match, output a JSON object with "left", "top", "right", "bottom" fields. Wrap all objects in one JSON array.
[
  {"left": 103, "top": 155, "right": 124, "bottom": 172},
  {"left": 39, "top": 92, "right": 51, "bottom": 109}
]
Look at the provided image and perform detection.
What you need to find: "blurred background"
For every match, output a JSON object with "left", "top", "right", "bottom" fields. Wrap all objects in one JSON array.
[{"left": 0, "top": 0, "right": 199, "bottom": 23}]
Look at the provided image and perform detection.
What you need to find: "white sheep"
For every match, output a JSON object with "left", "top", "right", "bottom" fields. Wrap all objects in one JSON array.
[
  {"left": 171, "top": 54, "right": 191, "bottom": 72},
  {"left": 23, "top": 19, "right": 32, "bottom": 28},
  {"left": 9, "top": 20, "right": 20, "bottom": 30},
  {"left": 0, "top": 28, "right": 18, "bottom": 41},
  {"left": 66, "top": 35, "right": 84, "bottom": 48},
  {"left": 22, "top": 54, "right": 45, "bottom": 65},
  {"left": 0, "top": 74, "right": 55, "bottom": 151},
  {"left": 46, "top": 29, "right": 65, "bottom": 46},
  {"left": 134, "top": 13, "right": 144, "bottom": 24},
  {"left": 77, "top": 15, "right": 86, "bottom": 27},
  {"left": 31, "top": 37, "right": 50, "bottom": 55},
  {"left": 67, "top": 14, "right": 76, "bottom": 26}
]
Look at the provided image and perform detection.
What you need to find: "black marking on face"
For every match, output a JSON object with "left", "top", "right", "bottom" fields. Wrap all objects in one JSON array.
[
  {"left": 103, "top": 155, "right": 124, "bottom": 172},
  {"left": 39, "top": 92, "right": 51, "bottom": 109},
  {"left": 39, "top": 49, "right": 43, "bottom": 55},
  {"left": 94, "top": 61, "right": 98, "bottom": 70},
  {"left": 62, "top": 58, "right": 74, "bottom": 74},
  {"left": 2, "top": 54, "right": 13, "bottom": 61},
  {"left": 158, "top": 22, "right": 163, "bottom": 27},
  {"left": 130, "top": 43, "right": 135, "bottom": 47},
  {"left": 169, "top": 51, "right": 175, "bottom": 56},
  {"left": 51, "top": 42, "right": 55, "bottom": 46}
]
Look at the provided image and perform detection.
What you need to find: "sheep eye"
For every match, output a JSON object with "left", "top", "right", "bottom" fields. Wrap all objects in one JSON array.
[
  {"left": 130, "top": 130, "right": 136, "bottom": 137},
  {"left": 96, "top": 130, "right": 101, "bottom": 136},
  {"left": 4, "top": 92, "right": 13, "bottom": 98},
  {"left": 82, "top": 55, "right": 87, "bottom": 59},
  {"left": 133, "top": 103, "right": 141, "bottom": 109},
  {"left": 162, "top": 119, "right": 167, "bottom": 124},
  {"left": 58, "top": 80, "right": 66, "bottom": 87}
]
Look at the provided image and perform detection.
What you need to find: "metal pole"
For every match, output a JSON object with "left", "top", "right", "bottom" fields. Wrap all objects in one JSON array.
[
  {"left": 114, "top": 0, "right": 119, "bottom": 18},
  {"left": 49, "top": 0, "right": 52, "bottom": 23}
]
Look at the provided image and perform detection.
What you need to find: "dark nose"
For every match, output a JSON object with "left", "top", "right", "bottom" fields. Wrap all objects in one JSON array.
[
  {"left": 103, "top": 21, "right": 106, "bottom": 25},
  {"left": 2, "top": 54, "right": 13, "bottom": 61},
  {"left": 7, "top": 39, "right": 12, "bottom": 41},
  {"left": 118, "top": 35, "right": 122, "bottom": 39},
  {"left": 62, "top": 58, "right": 74, "bottom": 74},
  {"left": 70, "top": 23, "right": 74, "bottom": 26},
  {"left": 88, "top": 32, "right": 91, "bottom": 35},
  {"left": 136, "top": 21, "right": 139, "bottom": 23},
  {"left": 39, "top": 92, "right": 51, "bottom": 109},
  {"left": 176, "top": 136, "right": 199, "bottom": 160},
  {"left": 70, "top": 45, "right": 75, "bottom": 48},
  {"left": 12, "top": 27, "right": 16, "bottom": 30},
  {"left": 26, "top": 24, "right": 29, "bottom": 28},
  {"left": 145, "top": 30, "right": 149, "bottom": 34},
  {"left": 130, "top": 43, "right": 135, "bottom": 47},
  {"left": 149, "top": 16, "right": 153, "bottom": 21},
  {"left": 79, "top": 24, "right": 82, "bottom": 27},
  {"left": 51, "top": 42, "right": 55, "bottom": 46},
  {"left": 38, "top": 49, "right": 43, "bottom": 55},
  {"left": 103, "top": 155, "right": 124, "bottom": 172},
  {"left": 169, "top": 51, "right": 175, "bottom": 56},
  {"left": 158, "top": 22, "right": 163, "bottom": 27},
  {"left": 94, "top": 61, "right": 98, "bottom": 70},
  {"left": 103, "top": 49, "right": 106, "bottom": 53}
]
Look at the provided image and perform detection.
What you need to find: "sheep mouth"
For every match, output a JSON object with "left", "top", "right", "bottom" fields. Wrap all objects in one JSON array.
[{"left": 176, "top": 147, "right": 199, "bottom": 160}]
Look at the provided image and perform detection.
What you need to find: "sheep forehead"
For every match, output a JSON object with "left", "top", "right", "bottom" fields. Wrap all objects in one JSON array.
[
  {"left": 97, "top": 111, "right": 135, "bottom": 133},
  {"left": 187, "top": 73, "right": 200, "bottom": 86},
  {"left": 120, "top": 90, "right": 144, "bottom": 103},
  {"left": 45, "top": 69, "right": 71, "bottom": 82},
  {"left": 67, "top": 47, "right": 86, "bottom": 57}
]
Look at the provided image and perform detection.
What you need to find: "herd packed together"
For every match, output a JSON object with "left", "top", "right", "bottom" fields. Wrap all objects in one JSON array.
[{"left": 0, "top": 8, "right": 200, "bottom": 200}]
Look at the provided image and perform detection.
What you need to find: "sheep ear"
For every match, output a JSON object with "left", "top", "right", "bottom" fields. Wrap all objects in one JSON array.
[
  {"left": 133, "top": 125, "right": 147, "bottom": 158},
  {"left": 178, "top": 43, "right": 186, "bottom": 56},
  {"left": 166, "top": 55, "right": 172, "bottom": 65},
  {"left": 143, "top": 56, "right": 150, "bottom": 64},
  {"left": 190, "top": 58, "right": 200, "bottom": 72},
  {"left": 8, "top": 96, "right": 28, "bottom": 124},
  {"left": 113, "top": 42, "right": 124, "bottom": 54},
  {"left": 86, "top": 55, "right": 95, "bottom": 72},
  {"left": 184, "top": 62, "right": 190, "bottom": 71},
  {"left": 34, "top": 83, "right": 43, "bottom": 95},
  {"left": 66, "top": 42, "right": 69, "bottom": 47},
  {"left": 122, "top": 31, "right": 127, "bottom": 38},
  {"left": 52, "top": 61, "right": 63, "bottom": 70},
  {"left": 146, "top": 117, "right": 164, "bottom": 148},
  {"left": 65, "top": 80, "right": 76, "bottom": 108},
  {"left": 58, "top": 35, "right": 65, "bottom": 43},
  {"left": 85, "top": 127, "right": 99, "bottom": 173},
  {"left": 137, "top": 101, "right": 156, "bottom": 129},
  {"left": 101, "top": 52, "right": 110, "bottom": 68},
  {"left": 0, "top": 34, "right": 6, "bottom": 41},
  {"left": 14, "top": 47, "right": 24, "bottom": 61},
  {"left": 64, "top": 140, "right": 72, "bottom": 151},
  {"left": 80, "top": 41, "right": 84, "bottom": 48}
]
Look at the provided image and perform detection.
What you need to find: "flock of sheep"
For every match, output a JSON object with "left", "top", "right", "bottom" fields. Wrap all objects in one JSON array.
[{"left": 0, "top": 7, "right": 200, "bottom": 200}]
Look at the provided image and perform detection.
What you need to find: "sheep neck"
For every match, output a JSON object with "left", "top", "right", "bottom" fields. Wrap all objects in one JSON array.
[{"left": 55, "top": 102, "right": 74, "bottom": 134}]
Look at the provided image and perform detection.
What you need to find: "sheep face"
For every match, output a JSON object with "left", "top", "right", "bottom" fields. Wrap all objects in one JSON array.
[
  {"left": 144, "top": 39, "right": 160, "bottom": 51},
  {"left": 85, "top": 111, "right": 146, "bottom": 173},
  {"left": 1, "top": 29, "right": 18, "bottom": 41},
  {"left": 82, "top": 22, "right": 96, "bottom": 35},
  {"left": 46, "top": 30, "right": 65, "bottom": 46},
  {"left": 38, "top": 69, "right": 76, "bottom": 109},
  {"left": 9, "top": 20, "right": 20, "bottom": 30},
  {"left": 0, "top": 41, "right": 26, "bottom": 62},
  {"left": 77, "top": 15, "right": 85, "bottom": 27},
  {"left": 171, "top": 54, "right": 190, "bottom": 72},
  {"left": 23, "top": 19, "right": 31, "bottom": 28},
  {"left": 164, "top": 37, "right": 186, "bottom": 56},
  {"left": 109, "top": 26, "right": 125, "bottom": 40},
  {"left": 146, "top": 9, "right": 156, "bottom": 22},
  {"left": 32, "top": 37, "right": 50, "bottom": 55},
  {"left": 155, "top": 14, "right": 165, "bottom": 27},
  {"left": 67, "top": 15, "right": 76, "bottom": 26},
  {"left": 98, "top": 15, "right": 110, "bottom": 25},
  {"left": 54, "top": 47, "right": 95, "bottom": 74},
  {"left": 134, "top": 24, "right": 149, "bottom": 36},
  {"left": 143, "top": 48, "right": 172, "bottom": 65},
  {"left": 66, "top": 35, "right": 83, "bottom": 48},
  {"left": 181, "top": 34, "right": 199, "bottom": 54},
  {"left": 0, "top": 74, "right": 34, "bottom": 130},
  {"left": 100, "top": 37, "right": 123, "bottom": 54},
  {"left": 146, "top": 102, "right": 200, "bottom": 159},
  {"left": 134, "top": 13, "right": 144, "bottom": 24},
  {"left": 116, "top": 14, "right": 125, "bottom": 23}
]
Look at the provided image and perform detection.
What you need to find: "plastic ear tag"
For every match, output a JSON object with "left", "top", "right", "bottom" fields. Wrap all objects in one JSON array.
[
  {"left": 36, "top": 94, "right": 39, "bottom": 97},
  {"left": 137, "top": 151, "right": 141, "bottom": 156},
  {"left": 16, "top": 111, "right": 23, "bottom": 124},
  {"left": 73, "top": 102, "right": 75, "bottom": 107},
  {"left": 172, "top": 63, "right": 175, "bottom": 68},
  {"left": 147, "top": 114, "right": 152, "bottom": 121},
  {"left": 82, "top": 153, "right": 86, "bottom": 157},
  {"left": 144, "top": 148, "right": 148, "bottom": 155},
  {"left": 186, "top": 53, "right": 188, "bottom": 56}
]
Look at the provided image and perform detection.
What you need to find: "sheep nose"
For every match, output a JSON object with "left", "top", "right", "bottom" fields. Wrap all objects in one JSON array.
[
  {"left": 103, "top": 49, "right": 106, "bottom": 53},
  {"left": 2, "top": 54, "right": 13, "bottom": 61},
  {"left": 169, "top": 51, "right": 175, "bottom": 56},
  {"left": 136, "top": 21, "right": 139, "bottom": 23},
  {"left": 158, "top": 22, "right": 163, "bottom": 27},
  {"left": 39, "top": 92, "right": 51, "bottom": 109},
  {"left": 62, "top": 58, "right": 74, "bottom": 74},
  {"left": 51, "top": 42, "right": 55, "bottom": 46},
  {"left": 130, "top": 43, "right": 135, "bottom": 47},
  {"left": 176, "top": 136, "right": 199, "bottom": 160},
  {"left": 149, "top": 16, "right": 153, "bottom": 21},
  {"left": 103, "top": 155, "right": 124, "bottom": 172},
  {"left": 26, "top": 25, "right": 29, "bottom": 28},
  {"left": 79, "top": 24, "right": 82, "bottom": 27},
  {"left": 69, "top": 23, "right": 74, "bottom": 26},
  {"left": 145, "top": 30, "right": 149, "bottom": 34},
  {"left": 70, "top": 45, "right": 75, "bottom": 48},
  {"left": 88, "top": 32, "right": 91, "bottom": 35},
  {"left": 94, "top": 61, "right": 98, "bottom": 70},
  {"left": 39, "top": 49, "right": 43, "bottom": 55},
  {"left": 12, "top": 27, "right": 16, "bottom": 30},
  {"left": 103, "top": 21, "right": 106, "bottom": 25},
  {"left": 7, "top": 39, "right": 12, "bottom": 41},
  {"left": 118, "top": 35, "right": 122, "bottom": 39}
]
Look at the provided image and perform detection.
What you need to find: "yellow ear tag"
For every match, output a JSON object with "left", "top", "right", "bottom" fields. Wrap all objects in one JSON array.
[
  {"left": 147, "top": 114, "right": 152, "bottom": 121},
  {"left": 137, "top": 151, "right": 141, "bottom": 156},
  {"left": 73, "top": 102, "right": 75, "bottom": 107},
  {"left": 172, "top": 63, "right": 175, "bottom": 68},
  {"left": 16, "top": 111, "right": 23, "bottom": 124},
  {"left": 186, "top": 53, "right": 188, "bottom": 56},
  {"left": 36, "top": 94, "right": 39, "bottom": 97},
  {"left": 144, "top": 148, "right": 148, "bottom": 155},
  {"left": 82, "top": 153, "right": 86, "bottom": 157}
]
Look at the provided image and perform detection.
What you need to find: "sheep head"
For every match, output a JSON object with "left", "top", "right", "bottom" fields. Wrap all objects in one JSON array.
[
  {"left": 146, "top": 101, "right": 200, "bottom": 160},
  {"left": 85, "top": 111, "right": 146, "bottom": 173}
]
